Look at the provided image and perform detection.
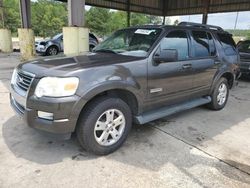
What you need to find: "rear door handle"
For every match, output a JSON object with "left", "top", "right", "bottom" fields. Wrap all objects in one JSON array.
[{"left": 182, "top": 64, "right": 192, "bottom": 69}]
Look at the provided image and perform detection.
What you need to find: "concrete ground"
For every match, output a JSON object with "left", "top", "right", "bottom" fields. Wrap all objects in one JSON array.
[{"left": 1, "top": 53, "right": 250, "bottom": 188}]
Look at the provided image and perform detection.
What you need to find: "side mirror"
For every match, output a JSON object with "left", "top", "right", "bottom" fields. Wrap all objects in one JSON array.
[{"left": 154, "top": 49, "right": 178, "bottom": 64}]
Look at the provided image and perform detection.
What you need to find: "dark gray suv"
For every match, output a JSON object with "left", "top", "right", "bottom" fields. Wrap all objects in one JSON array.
[
  {"left": 10, "top": 22, "right": 240, "bottom": 155},
  {"left": 35, "top": 33, "right": 99, "bottom": 56}
]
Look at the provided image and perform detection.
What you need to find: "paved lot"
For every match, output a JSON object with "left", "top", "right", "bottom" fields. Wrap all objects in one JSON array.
[{"left": 1, "top": 53, "right": 250, "bottom": 188}]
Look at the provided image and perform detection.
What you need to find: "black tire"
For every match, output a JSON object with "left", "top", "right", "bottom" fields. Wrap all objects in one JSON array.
[
  {"left": 76, "top": 97, "right": 132, "bottom": 155},
  {"left": 46, "top": 46, "right": 59, "bottom": 56},
  {"left": 207, "top": 77, "right": 229, "bottom": 110}
]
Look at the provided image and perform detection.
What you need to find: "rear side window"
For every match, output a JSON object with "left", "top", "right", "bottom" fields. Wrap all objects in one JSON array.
[
  {"left": 217, "top": 33, "right": 237, "bottom": 56},
  {"left": 160, "top": 30, "right": 189, "bottom": 61},
  {"left": 192, "top": 31, "right": 210, "bottom": 58}
]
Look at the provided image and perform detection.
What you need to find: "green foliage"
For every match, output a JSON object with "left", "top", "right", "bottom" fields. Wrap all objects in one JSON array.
[
  {"left": 226, "top": 29, "right": 250, "bottom": 40},
  {"left": 173, "top": 19, "right": 179, "bottom": 26},
  {"left": 247, "top": 32, "right": 250, "bottom": 40},
  {"left": 2, "top": 1, "right": 162, "bottom": 37},
  {"left": 31, "top": 0, "right": 67, "bottom": 38},
  {"left": 2, "top": 0, "right": 20, "bottom": 34},
  {"left": 85, "top": 7, "right": 112, "bottom": 37},
  {"left": 85, "top": 7, "right": 162, "bottom": 37}
]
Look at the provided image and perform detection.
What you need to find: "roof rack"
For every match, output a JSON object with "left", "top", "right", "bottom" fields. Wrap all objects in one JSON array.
[{"left": 178, "top": 22, "right": 224, "bottom": 32}]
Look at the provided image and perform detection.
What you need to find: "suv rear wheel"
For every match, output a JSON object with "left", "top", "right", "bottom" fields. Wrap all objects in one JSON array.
[
  {"left": 208, "top": 78, "right": 229, "bottom": 110},
  {"left": 76, "top": 97, "right": 132, "bottom": 155},
  {"left": 46, "top": 46, "right": 59, "bottom": 56}
]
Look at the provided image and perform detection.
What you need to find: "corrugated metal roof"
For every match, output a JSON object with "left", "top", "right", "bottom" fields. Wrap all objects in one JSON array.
[{"left": 58, "top": 0, "right": 250, "bottom": 16}]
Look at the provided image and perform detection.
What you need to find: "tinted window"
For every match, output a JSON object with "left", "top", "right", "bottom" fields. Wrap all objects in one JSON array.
[
  {"left": 207, "top": 32, "right": 216, "bottom": 56},
  {"left": 238, "top": 41, "right": 250, "bottom": 53},
  {"left": 161, "top": 30, "right": 189, "bottom": 61},
  {"left": 192, "top": 31, "right": 210, "bottom": 58},
  {"left": 217, "top": 33, "right": 237, "bottom": 56}
]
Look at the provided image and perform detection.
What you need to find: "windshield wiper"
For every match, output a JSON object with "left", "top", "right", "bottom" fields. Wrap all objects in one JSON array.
[{"left": 94, "top": 49, "right": 117, "bottom": 54}]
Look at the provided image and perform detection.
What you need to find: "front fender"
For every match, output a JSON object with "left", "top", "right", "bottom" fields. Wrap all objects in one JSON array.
[
  {"left": 69, "top": 80, "right": 142, "bottom": 125},
  {"left": 81, "top": 80, "right": 140, "bottom": 100}
]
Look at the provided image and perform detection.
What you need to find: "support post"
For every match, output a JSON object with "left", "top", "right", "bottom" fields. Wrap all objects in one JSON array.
[
  {"left": 202, "top": 0, "right": 209, "bottom": 24},
  {"left": 202, "top": 13, "right": 208, "bottom": 24},
  {"left": 0, "top": 29, "right": 12, "bottom": 53},
  {"left": 19, "top": 0, "right": 31, "bottom": 28},
  {"left": 18, "top": 28, "right": 35, "bottom": 61},
  {"left": 0, "top": 0, "right": 12, "bottom": 53},
  {"left": 162, "top": 16, "right": 165, "bottom": 25},
  {"left": 68, "top": 0, "right": 85, "bottom": 26},
  {"left": 18, "top": 0, "right": 35, "bottom": 60},
  {"left": 127, "top": 0, "right": 130, "bottom": 27},
  {"left": 162, "top": 0, "right": 167, "bottom": 25},
  {"left": 64, "top": 0, "right": 89, "bottom": 55}
]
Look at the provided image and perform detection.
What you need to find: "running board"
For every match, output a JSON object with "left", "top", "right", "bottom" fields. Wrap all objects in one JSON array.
[{"left": 134, "top": 96, "right": 211, "bottom": 124}]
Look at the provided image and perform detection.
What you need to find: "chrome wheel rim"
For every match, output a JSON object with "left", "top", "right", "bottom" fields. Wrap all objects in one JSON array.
[
  {"left": 49, "top": 48, "right": 57, "bottom": 55},
  {"left": 217, "top": 83, "right": 227, "bottom": 106},
  {"left": 94, "top": 109, "right": 126, "bottom": 146}
]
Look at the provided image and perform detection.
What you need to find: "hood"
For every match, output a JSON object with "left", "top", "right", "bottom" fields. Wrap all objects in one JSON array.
[
  {"left": 18, "top": 53, "right": 145, "bottom": 78},
  {"left": 35, "top": 39, "right": 50, "bottom": 43}
]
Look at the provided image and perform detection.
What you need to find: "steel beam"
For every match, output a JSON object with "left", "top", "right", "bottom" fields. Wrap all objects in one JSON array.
[
  {"left": 127, "top": 0, "right": 130, "bottom": 27},
  {"left": 19, "top": 0, "right": 31, "bottom": 28},
  {"left": 202, "top": 0, "right": 210, "bottom": 24},
  {"left": 68, "top": 0, "right": 85, "bottom": 27}
]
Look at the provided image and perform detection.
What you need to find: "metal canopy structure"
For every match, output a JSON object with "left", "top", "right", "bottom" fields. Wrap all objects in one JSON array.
[{"left": 58, "top": 0, "right": 250, "bottom": 16}]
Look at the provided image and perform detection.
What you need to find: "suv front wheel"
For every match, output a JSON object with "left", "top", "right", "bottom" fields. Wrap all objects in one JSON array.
[
  {"left": 76, "top": 97, "right": 132, "bottom": 155},
  {"left": 208, "top": 77, "right": 229, "bottom": 110}
]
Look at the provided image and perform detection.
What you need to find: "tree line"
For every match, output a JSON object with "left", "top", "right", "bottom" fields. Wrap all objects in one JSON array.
[
  {"left": 2, "top": 0, "right": 249, "bottom": 39},
  {"left": 1, "top": 0, "right": 163, "bottom": 38}
]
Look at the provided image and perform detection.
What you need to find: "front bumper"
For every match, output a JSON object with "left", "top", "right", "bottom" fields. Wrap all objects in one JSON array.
[
  {"left": 10, "top": 85, "right": 80, "bottom": 135},
  {"left": 35, "top": 45, "right": 47, "bottom": 54}
]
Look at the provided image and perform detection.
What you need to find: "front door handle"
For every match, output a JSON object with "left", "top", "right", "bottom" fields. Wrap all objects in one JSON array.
[{"left": 182, "top": 64, "right": 192, "bottom": 69}]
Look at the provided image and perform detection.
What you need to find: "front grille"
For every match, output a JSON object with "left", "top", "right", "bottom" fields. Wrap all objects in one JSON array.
[{"left": 15, "top": 70, "right": 34, "bottom": 92}]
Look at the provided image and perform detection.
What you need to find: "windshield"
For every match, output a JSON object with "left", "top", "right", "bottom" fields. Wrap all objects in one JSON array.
[
  {"left": 52, "top": 33, "right": 62, "bottom": 40},
  {"left": 94, "top": 28, "right": 162, "bottom": 57}
]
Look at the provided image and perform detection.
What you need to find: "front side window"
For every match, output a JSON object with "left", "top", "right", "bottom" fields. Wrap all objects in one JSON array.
[
  {"left": 192, "top": 31, "right": 210, "bottom": 58},
  {"left": 160, "top": 30, "right": 189, "bottom": 61},
  {"left": 94, "top": 28, "right": 162, "bottom": 57}
]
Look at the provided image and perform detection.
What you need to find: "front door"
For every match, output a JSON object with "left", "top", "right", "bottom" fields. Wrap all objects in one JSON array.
[{"left": 146, "top": 30, "right": 194, "bottom": 110}]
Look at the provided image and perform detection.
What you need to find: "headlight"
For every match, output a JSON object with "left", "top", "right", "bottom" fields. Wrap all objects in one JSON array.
[
  {"left": 35, "top": 77, "right": 79, "bottom": 98},
  {"left": 11, "top": 68, "right": 17, "bottom": 85}
]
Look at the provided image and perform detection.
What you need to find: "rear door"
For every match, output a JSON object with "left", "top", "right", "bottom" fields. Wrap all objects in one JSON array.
[
  {"left": 190, "top": 30, "right": 219, "bottom": 95},
  {"left": 146, "top": 30, "right": 194, "bottom": 109}
]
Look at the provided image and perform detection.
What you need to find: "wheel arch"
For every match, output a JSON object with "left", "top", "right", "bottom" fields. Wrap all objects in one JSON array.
[
  {"left": 210, "top": 71, "right": 234, "bottom": 94},
  {"left": 46, "top": 45, "right": 59, "bottom": 55},
  {"left": 71, "top": 86, "right": 142, "bottom": 132},
  {"left": 83, "top": 89, "right": 139, "bottom": 116},
  {"left": 221, "top": 72, "right": 234, "bottom": 89}
]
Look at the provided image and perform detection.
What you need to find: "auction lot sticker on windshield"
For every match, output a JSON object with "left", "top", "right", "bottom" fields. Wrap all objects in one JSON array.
[{"left": 135, "top": 29, "right": 155, "bottom": 35}]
